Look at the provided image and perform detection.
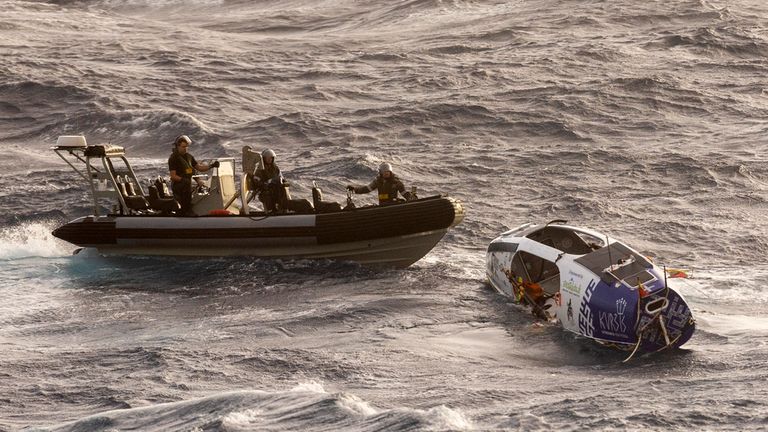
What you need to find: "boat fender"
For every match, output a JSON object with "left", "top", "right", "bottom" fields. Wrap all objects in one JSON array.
[{"left": 208, "top": 209, "right": 231, "bottom": 216}]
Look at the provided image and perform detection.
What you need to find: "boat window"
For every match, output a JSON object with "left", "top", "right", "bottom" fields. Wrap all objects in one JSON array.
[
  {"left": 487, "top": 242, "right": 518, "bottom": 253},
  {"left": 525, "top": 226, "right": 595, "bottom": 255},
  {"left": 511, "top": 251, "right": 561, "bottom": 295},
  {"left": 573, "top": 231, "right": 605, "bottom": 250}
]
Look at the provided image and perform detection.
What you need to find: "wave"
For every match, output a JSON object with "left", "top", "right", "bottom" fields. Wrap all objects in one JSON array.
[
  {"left": 236, "top": 113, "right": 320, "bottom": 148},
  {"left": 42, "top": 384, "right": 473, "bottom": 432},
  {"left": 651, "top": 26, "right": 768, "bottom": 58},
  {"left": 343, "top": 103, "right": 587, "bottom": 141},
  {"left": 424, "top": 44, "right": 493, "bottom": 55},
  {"left": 0, "top": 221, "right": 71, "bottom": 260},
  {"left": 0, "top": 79, "right": 226, "bottom": 156},
  {"left": 47, "top": 109, "right": 226, "bottom": 157},
  {"left": 0, "top": 80, "right": 96, "bottom": 142}
]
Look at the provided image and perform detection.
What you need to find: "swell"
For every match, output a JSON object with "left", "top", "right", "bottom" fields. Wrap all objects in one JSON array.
[
  {"left": 651, "top": 26, "right": 768, "bottom": 58},
  {"left": 38, "top": 387, "right": 472, "bottom": 432},
  {"left": 0, "top": 79, "right": 225, "bottom": 156}
]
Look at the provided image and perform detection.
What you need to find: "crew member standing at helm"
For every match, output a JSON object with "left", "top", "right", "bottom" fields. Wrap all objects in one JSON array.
[
  {"left": 347, "top": 162, "right": 413, "bottom": 204},
  {"left": 168, "top": 135, "right": 218, "bottom": 216}
]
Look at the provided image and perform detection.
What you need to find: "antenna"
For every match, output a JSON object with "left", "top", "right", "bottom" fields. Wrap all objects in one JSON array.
[{"left": 606, "top": 234, "right": 613, "bottom": 271}]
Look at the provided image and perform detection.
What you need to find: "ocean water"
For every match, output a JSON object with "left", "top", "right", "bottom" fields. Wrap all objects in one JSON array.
[{"left": 1, "top": 0, "right": 768, "bottom": 430}]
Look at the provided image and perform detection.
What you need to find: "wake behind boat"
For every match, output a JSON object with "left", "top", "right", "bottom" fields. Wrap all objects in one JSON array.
[{"left": 52, "top": 136, "right": 464, "bottom": 268}]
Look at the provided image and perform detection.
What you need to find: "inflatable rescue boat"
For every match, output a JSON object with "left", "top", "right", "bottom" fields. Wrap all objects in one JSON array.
[{"left": 52, "top": 136, "right": 464, "bottom": 268}]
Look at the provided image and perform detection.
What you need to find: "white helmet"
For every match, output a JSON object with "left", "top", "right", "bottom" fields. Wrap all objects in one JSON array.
[
  {"left": 378, "top": 162, "right": 392, "bottom": 175},
  {"left": 262, "top": 149, "right": 276, "bottom": 160}
]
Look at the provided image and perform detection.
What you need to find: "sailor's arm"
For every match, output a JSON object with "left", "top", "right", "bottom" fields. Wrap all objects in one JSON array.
[
  {"left": 194, "top": 161, "right": 219, "bottom": 172},
  {"left": 395, "top": 179, "right": 406, "bottom": 194},
  {"left": 396, "top": 179, "right": 413, "bottom": 200},
  {"left": 169, "top": 169, "right": 184, "bottom": 183},
  {"left": 168, "top": 157, "right": 184, "bottom": 183},
  {"left": 251, "top": 168, "right": 269, "bottom": 190},
  {"left": 347, "top": 178, "right": 376, "bottom": 194}
]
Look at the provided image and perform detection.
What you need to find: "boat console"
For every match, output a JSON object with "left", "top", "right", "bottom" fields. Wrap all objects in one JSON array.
[{"left": 53, "top": 135, "right": 237, "bottom": 216}]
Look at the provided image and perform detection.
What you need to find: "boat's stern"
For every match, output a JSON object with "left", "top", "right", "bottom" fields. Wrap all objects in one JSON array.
[{"left": 485, "top": 236, "right": 519, "bottom": 298}]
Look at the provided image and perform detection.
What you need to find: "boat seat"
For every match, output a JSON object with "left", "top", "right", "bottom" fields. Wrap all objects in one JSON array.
[
  {"left": 311, "top": 185, "right": 342, "bottom": 213},
  {"left": 316, "top": 201, "right": 342, "bottom": 213},
  {"left": 286, "top": 198, "right": 314, "bottom": 214},
  {"left": 148, "top": 185, "right": 180, "bottom": 215},
  {"left": 153, "top": 176, "right": 173, "bottom": 199},
  {"left": 116, "top": 176, "right": 150, "bottom": 211}
]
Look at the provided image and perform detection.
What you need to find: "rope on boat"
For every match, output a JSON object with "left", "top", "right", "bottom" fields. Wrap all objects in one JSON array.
[{"left": 622, "top": 266, "right": 674, "bottom": 363}]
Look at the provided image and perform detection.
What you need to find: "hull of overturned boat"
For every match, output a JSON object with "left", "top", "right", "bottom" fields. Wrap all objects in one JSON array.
[
  {"left": 486, "top": 220, "right": 695, "bottom": 359},
  {"left": 53, "top": 196, "right": 464, "bottom": 268}
]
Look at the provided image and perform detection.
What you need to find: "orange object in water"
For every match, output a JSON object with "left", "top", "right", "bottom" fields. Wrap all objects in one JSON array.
[{"left": 208, "top": 209, "right": 231, "bottom": 216}]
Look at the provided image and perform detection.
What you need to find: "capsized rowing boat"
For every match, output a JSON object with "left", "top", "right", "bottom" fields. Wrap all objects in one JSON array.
[{"left": 486, "top": 220, "right": 695, "bottom": 360}]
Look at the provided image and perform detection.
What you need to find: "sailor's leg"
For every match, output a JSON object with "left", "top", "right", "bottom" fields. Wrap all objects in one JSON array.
[
  {"left": 173, "top": 181, "right": 192, "bottom": 216},
  {"left": 259, "top": 190, "right": 275, "bottom": 212}
]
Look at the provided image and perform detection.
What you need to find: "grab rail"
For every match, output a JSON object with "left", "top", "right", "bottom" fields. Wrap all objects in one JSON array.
[{"left": 644, "top": 297, "right": 669, "bottom": 315}]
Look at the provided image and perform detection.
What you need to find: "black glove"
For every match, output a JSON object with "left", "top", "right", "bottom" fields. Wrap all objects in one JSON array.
[
  {"left": 346, "top": 185, "right": 355, "bottom": 192},
  {"left": 210, "top": 161, "right": 220, "bottom": 169}
]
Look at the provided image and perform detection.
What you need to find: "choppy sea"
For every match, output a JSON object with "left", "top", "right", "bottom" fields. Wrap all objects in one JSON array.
[{"left": 1, "top": 0, "right": 767, "bottom": 430}]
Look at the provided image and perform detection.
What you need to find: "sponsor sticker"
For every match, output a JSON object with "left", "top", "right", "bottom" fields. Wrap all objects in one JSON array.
[
  {"left": 597, "top": 297, "right": 630, "bottom": 339},
  {"left": 562, "top": 279, "right": 581, "bottom": 295},
  {"left": 562, "top": 270, "right": 585, "bottom": 295},
  {"left": 578, "top": 279, "right": 597, "bottom": 337}
]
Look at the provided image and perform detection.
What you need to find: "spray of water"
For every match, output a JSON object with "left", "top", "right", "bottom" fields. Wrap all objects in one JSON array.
[{"left": 0, "top": 221, "right": 71, "bottom": 260}]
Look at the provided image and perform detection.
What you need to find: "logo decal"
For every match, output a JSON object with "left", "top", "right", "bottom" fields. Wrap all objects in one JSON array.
[
  {"left": 563, "top": 271, "right": 584, "bottom": 295},
  {"left": 578, "top": 279, "right": 597, "bottom": 337},
  {"left": 597, "top": 297, "right": 630, "bottom": 339},
  {"left": 562, "top": 279, "right": 581, "bottom": 295}
]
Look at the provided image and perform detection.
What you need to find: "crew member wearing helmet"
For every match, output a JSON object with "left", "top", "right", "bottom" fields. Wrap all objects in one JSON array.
[
  {"left": 347, "top": 162, "right": 413, "bottom": 204},
  {"left": 168, "top": 134, "right": 219, "bottom": 216},
  {"left": 252, "top": 148, "right": 286, "bottom": 212}
]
